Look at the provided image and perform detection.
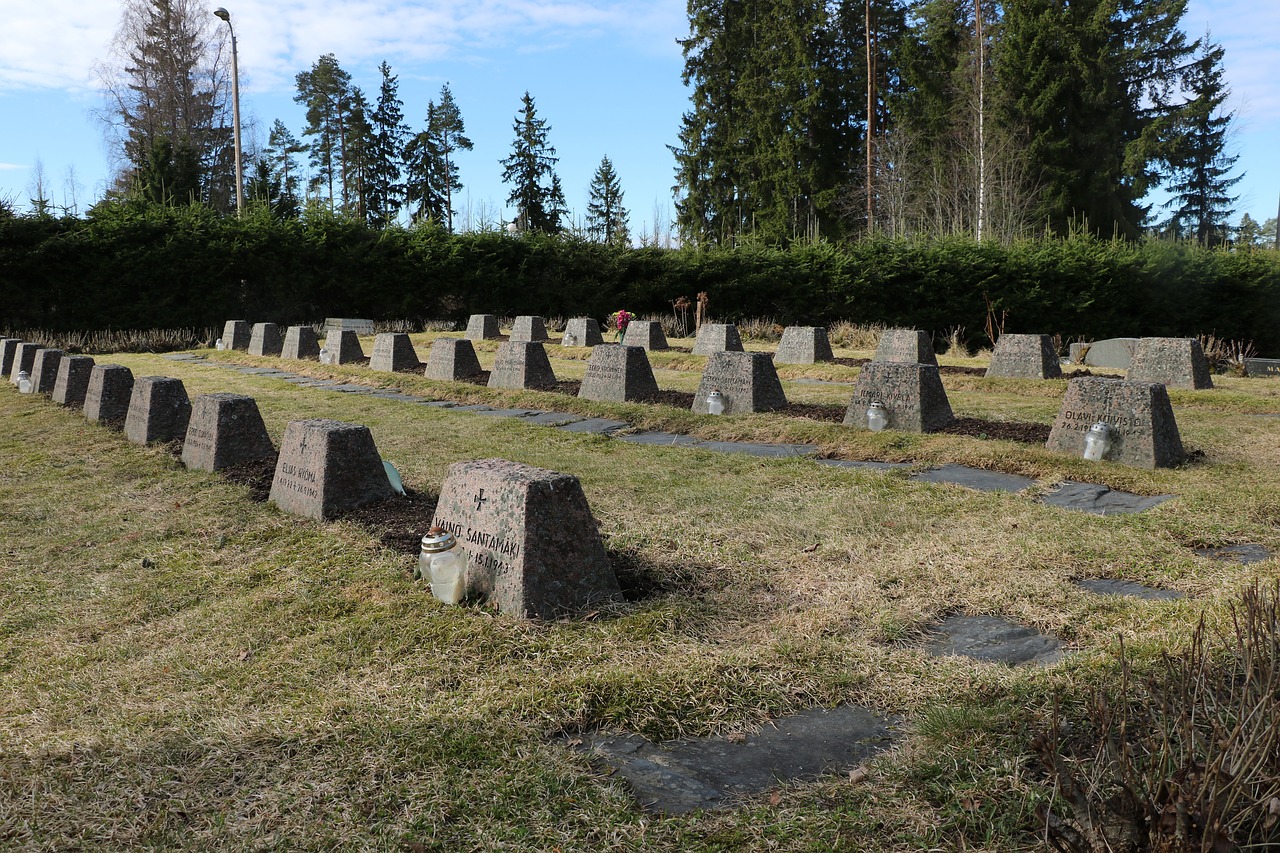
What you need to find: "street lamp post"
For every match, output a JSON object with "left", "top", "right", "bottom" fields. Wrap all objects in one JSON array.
[{"left": 214, "top": 7, "right": 243, "bottom": 215}]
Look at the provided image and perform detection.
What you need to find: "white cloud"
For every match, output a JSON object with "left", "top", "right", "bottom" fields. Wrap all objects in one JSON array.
[
  {"left": 1184, "top": 0, "right": 1280, "bottom": 121},
  {"left": 0, "top": 163, "right": 28, "bottom": 171}
]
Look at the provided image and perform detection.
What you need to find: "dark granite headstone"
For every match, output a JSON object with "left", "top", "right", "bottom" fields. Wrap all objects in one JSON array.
[
  {"left": 248, "top": 323, "right": 283, "bottom": 357},
  {"left": 0, "top": 338, "right": 19, "bottom": 378},
  {"left": 510, "top": 316, "right": 549, "bottom": 342},
  {"left": 124, "top": 376, "right": 192, "bottom": 445},
  {"left": 693, "top": 351, "right": 787, "bottom": 414},
  {"left": 221, "top": 320, "right": 251, "bottom": 350},
  {"left": 488, "top": 341, "right": 557, "bottom": 390},
  {"left": 182, "top": 393, "right": 276, "bottom": 472},
  {"left": 692, "top": 323, "right": 744, "bottom": 355},
  {"left": 775, "top": 326, "right": 834, "bottom": 364},
  {"left": 579, "top": 345, "right": 660, "bottom": 403},
  {"left": 9, "top": 342, "right": 39, "bottom": 384},
  {"left": 873, "top": 329, "right": 937, "bottom": 366},
  {"left": 562, "top": 318, "right": 604, "bottom": 347},
  {"left": 430, "top": 458, "right": 622, "bottom": 619},
  {"left": 985, "top": 334, "right": 1063, "bottom": 379},
  {"left": 268, "top": 418, "right": 395, "bottom": 520},
  {"left": 622, "top": 321, "right": 670, "bottom": 351},
  {"left": 369, "top": 333, "right": 420, "bottom": 372},
  {"left": 465, "top": 314, "right": 501, "bottom": 340},
  {"left": 1244, "top": 358, "right": 1280, "bottom": 378},
  {"left": 323, "top": 330, "right": 365, "bottom": 364},
  {"left": 30, "top": 348, "right": 64, "bottom": 394},
  {"left": 1046, "top": 377, "right": 1184, "bottom": 468},
  {"left": 425, "top": 338, "right": 483, "bottom": 380},
  {"left": 1069, "top": 337, "right": 1138, "bottom": 368},
  {"left": 52, "top": 355, "right": 95, "bottom": 407},
  {"left": 282, "top": 326, "right": 321, "bottom": 360},
  {"left": 1127, "top": 337, "right": 1213, "bottom": 389},
  {"left": 84, "top": 365, "right": 134, "bottom": 423},
  {"left": 842, "top": 362, "right": 954, "bottom": 432}
]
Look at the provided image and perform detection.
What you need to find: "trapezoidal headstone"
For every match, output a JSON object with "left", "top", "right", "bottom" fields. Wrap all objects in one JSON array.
[
  {"left": 488, "top": 341, "right": 557, "bottom": 390},
  {"left": 269, "top": 419, "right": 396, "bottom": 520},
  {"left": 323, "top": 330, "right": 365, "bottom": 364},
  {"left": 425, "top": 338, "right": 483, "bottom": 381},
  {"left": 1126, "top": 337, "right": 1213, "bottom": 390},
  {"left": 430, "top": 458, "right": 622, "bottom": 619},
  {"left": 84, "top": 365, "right": 134, "bottom": 424},
  {"left": 775, "top": 326, "right": 834, "bottom": 364},
  {"left": 370, "top": 333, "right": 420, "bottom": 372},
  {"left": 282, "top": 326, "right": 321, "bottom": 360},
  {"left": 622, "top": 321, "right": 669, "bottom": 351},
  {"left": 692, "top": 323, "right": 744, "bottom": 355},
  {"left": 693, "top": 351, "right": 787, "bottom": 414},
  {"left": 873, "top": 329, "right": 938, "bottom": 366},
  {"left": 9, "top": 342, "right": 39, "bottom": 385},
  {"left": 248, "top": 323, "right": 283, "bottom": 357},
  {"left": 52, "top": 355, "right": 96, "bottom": 407},
  {"left": 182, "top": 393, "right": 276, "bottom": 472},
  {"left": 579, "top": 345, "right": 659, "bottom": 403},
  {"left": 465, "top": 314, "right": 501, "bottom": 341},
  {"left": 985, "top": 334, "right": 1063, "bottom": 379},
  {"left": 124, "top": 376, "right": 192, "bottom": 445},
  {"left": 562, "top": 318, "right": 604, "bottom": 347},
  {"left": 1046, "top": 377, "right": 1184, "bottom": 468},
  {"left": 843, "top": 362, "right": 954, "bottom": 432},
  {"left": 30, "top": 348, "right": 64, "bottom": 394},
  {"left": 0, "top": 338, "right": 20, "bottom": 378},
  {"left": 221, "top": 320, "right": 251, "bottom": 350},
  {"left": 510, "top": 316, "right": 549, "bottom": 342}
]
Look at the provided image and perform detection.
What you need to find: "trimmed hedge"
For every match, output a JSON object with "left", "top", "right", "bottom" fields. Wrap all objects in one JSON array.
[{"left": 3, "top": 201, "right": 1279, "bottom": 353}]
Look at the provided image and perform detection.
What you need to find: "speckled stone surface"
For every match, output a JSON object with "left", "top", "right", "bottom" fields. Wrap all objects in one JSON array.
[
  {"left": 843, "top": 362, "right": 953, "bottom": 433},
  {"left": 488, "top": 341, "right": 557, "bottom": 390},
  {"left": 579, "top": 345, "right": 659, "bottom": 403},
  {"left": 425, "top": 338, "right": 483, "bottom": 381},
  {"left": 692, "top": 323, "right": 744, "bottom": 355},
  {"left": 1040, "top": 481, "right": 1174, "bottom": 515},
  {"left": 182, "top": 393, "right": 276, "bottom": 472},
  {"left": 622, "top": 321, "right": 670, "bottom": 351},
  {"left": 985, "top": 334, "right": 1062, "bottom": 379},
  {"left": 562, "top": 318, "right": 604, "bottom": 347},
  {"left": 775, "top": 326, "right": 834, "bottom": 364},
  {"left": 509, "top": 315, "right": 549, "bottom": 342},
  {"left": 323, "top": 329, "right": 365, "bottom": 364},
  {"left": 430, "top": 458, "right": 622, "bottom": 619},
  {"left": 872, "top": 329, "right": 937, "bottom": 365},
  {"left": 30, "top": 348, "right": 64, "bottom": 394},
  {"left": 248, "top": 323, "right": 283, "bottom": 357},
  {"left": 0, "top": 338, "right": 20, "bottom": 378},
  {"left": 83, "top": 365, "right": 134, "bottom": 423},
  {"left": 9, "top": 342, "right": 39, "bottom": 384},
  {"left": 1046, "top": 377, "right": 1184, "bottom": 468},
  {"left": 282, "top": 326, "right": 321, "bottom": 360},
  {"left": 269, "top": 419, "right": 395, "bottom": 520},
  {"left": 124, "top": 376, "right": 191, "bottom": 445},
  {"left": 220, "top": 320, "right": 251, "bottom": 350},
  {"left": 693, "top": 351, "right": 787, "bottom": 414},
  {"left": 924, "top": 615, "right": 1061, "bottom": 665},
  {"left": 369, "top": 333, "right": 420, "bottom": 372},
  {"left": 52, "top": 355, "right": 95, "bottom": 407},
  {"left": 465, "top": 314, "right": 501, "bottom": 340},
  {"left": 1127, "top": 337, "right": 1213, "bottom": 389}
]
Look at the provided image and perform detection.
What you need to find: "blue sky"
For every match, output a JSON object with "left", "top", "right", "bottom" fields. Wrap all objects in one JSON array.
[{"left": 1, "top": 0, "right": 1276, "bottom": 233}]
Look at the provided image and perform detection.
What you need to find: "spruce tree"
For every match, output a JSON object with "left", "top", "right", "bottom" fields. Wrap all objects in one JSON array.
[
  {"left": 500, "top": 92, "right": 563, "bottom": 233},
  {"left": 586, "top": 156, "right": 630, "bottom": 245},
  {"left": 262, "top": 119, "right": 306, "bottom": 210},
  {"left": 404, "top": 84, "right": 472, "bottom": 230},
  {"left": 366, "top": 62, "right": 409, "bottom": 226}
]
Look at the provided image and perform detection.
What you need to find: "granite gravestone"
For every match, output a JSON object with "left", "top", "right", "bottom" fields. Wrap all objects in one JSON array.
[
  {"left": 1068, "top": 338, "right": 1138, "bottom": 369},
  {"left": 181, "top": 393, "right": 276, "bottom": 472},
  {"left": 465, "top": 314, "right": 501, "bottom": 341},
  {"left": 488, "top": 341, "right": 557, "bottom": 390},
  {"left": 52, "top": 355, "right": 96, "bottom": 407},
  {"left": 1046, "top": 377, "right": 1184, "bottom": 468},
  {"left": 693, "top": 351, "right": 787, "bottom": 414},
  {"left": 1126, "top": 337, "right": 1213, "bottom": 390},
  {"left": 0, "top": 338, "right": 19, "bottom": 378},
  {"left": 622, "top": 321, "right": 670, "bottom": 351},
  {"left": 268, "top": 419, "right": 395, "bottom": 520},
  {"left": 248, "top": 323, "right": 284, "bottom": 357},
  {"left": 9, "top": 342, "right": 39, "bottom": 385},
  {"left": 873, "top": 329, "right": 938, "bottom": 366},
  {"left": 775, "top": 326, "right": 835, "bottom": 364},
  {"left": 579, "top": 345, "right": 660, "bottom": 403},
  {"left": 30, "top": 348, "right": 64, "bottom": 394},
  {"left": 430, "top": 458, "right": 622, "bottom": 619},
  {"left": 370, "top": 333, "right": 420, "bottom": 372},
  {"left": 562, "top": 318, "right": 604, "bottom": 347},
  {"left": 324, "top": 318, "right": 375, "bottom": 336},
  {"left": 843, "top": 362, "right": 954, "bottom": 433},
  {"left": 221, "top": 320, "right": 251, "bottom": 351},
  {"left": 985, "top": 334, "right": 1063, "bottom": 380},
  {"left": 124, "top": 376, "right": 192, "bottom": 445},
  {"left": 510, "top": 316, "right": 550, "bottom": 342},
  {"left": 692, "top": 323, "right": 744, "bottom": 355},
  {"left": 83, "top": 365, "right": 134, "bottom": 424},
  {"left": 282, "top": 326, "right": 321, "bottom": 360},
  {"left": 1245, "top": 358, "right": 1280, "bottom": 378},
  {"left": 425, "top": 338, "right": 483, "bottom": 381},
  {"left": 323, "top": 330, "right": 365, "bottom": 364}
]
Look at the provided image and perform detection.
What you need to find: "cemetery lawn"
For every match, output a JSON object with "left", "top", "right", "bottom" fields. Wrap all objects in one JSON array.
[{"left": 3, "top": 336, "right": 1279, "bottom": 850}]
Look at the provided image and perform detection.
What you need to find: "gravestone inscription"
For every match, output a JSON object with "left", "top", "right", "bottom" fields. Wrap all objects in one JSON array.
[
  {"left": 221, "top": 320, "right": 251, "bottom": 351},
  {"left": 1245, "top": 358, "right": 1280, "bottom": 378},
  {"left": 985, "top": 334, "right": 1063, "bottom": 380},
  {"left": 843, "top": 362, "right": 954, "bottom": 433},
  {"left": 282, "top": 326, "right": 321, "bottom": 360},
  {"left": 465, "top": 314, "right": 501, "bottom": 341},
  {"left": 425, "top": 338, "right": 483, "bottom": 381},
  {"left": 692, "top": 323, "right": 744, "bottom": 355},
  {"left": 268, "top": 419, "right": 395, "bottom": 520},
  {"left": 775, "top": 326, "right": 834, "bottom": 364},
  {"left": 622, "top": 321, "right": 670, "bottom": 351},
  {"left": 562, "top": 318, "right": 604, "bottom": 347},
  {"left": 488, "top": 341, "right": 557, "bottom": 390},
  {"left": 182, "top": 393, "right": 276, "bottom": 472},
  {"left": 84, "top": 365, "right": 134, "bottom": 424},
  {"left": 1046, "top": 377, "right": 1184, "bottom": 468},
  {"left": 30, "top": 348, "right": 64, "bottom": 394},
  {"left": 248, "top": 323, "right": 284, "bottom": 357},
  {"left": 370, "top": 333, "right": 420, "bottom": 372},
  {"left": 510, "top": 316, "right": 549, "bottom": 342},
  {"left": 52, "top": 355, "right": 96, "bottom": 407},
  {"left": 124, "top": 376, "right": 192, "bottom": 445},
  {"left": 1126, "top": 337, "right": 1213, "bottom": 390},
  {"left": 873, "top": 329, "right": 938, "bottom": 366},
  {"left": 579, "top": 345, "right": 659, "bottom": 403},
  {"left": 693, "top": 351, "right": 787, "bottom": 414}
]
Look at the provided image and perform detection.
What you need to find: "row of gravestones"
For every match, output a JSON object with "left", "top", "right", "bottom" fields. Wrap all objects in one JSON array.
[{"left": 1, "top": 334, "right": 621, "bottom": 621}]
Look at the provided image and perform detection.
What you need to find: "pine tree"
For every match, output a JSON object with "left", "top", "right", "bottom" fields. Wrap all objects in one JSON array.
[
  {"left": 500, "top": 92, "right": 563, "bottom": 233},
  {"left": 585, "top": 156, "right": 630, "bottom": 245},
  {"left": 294, "top": 54, "right": 353, "bottom": 210},
  {"left": 366, "top": 62, "right": 408, "bottom": 226}
]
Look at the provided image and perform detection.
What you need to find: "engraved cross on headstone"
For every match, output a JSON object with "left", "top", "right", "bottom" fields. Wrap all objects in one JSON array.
[{"left": 474, "top": 488, "right": 489, "bottom": 511}]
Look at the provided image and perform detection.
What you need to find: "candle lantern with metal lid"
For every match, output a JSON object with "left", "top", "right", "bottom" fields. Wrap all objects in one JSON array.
[
  {"left": 1082, "top": 421, "right": 1112, "bottom": 461},
  {"left": 419, "top": 526, "right": 465, "bottom": 604},
  {"left": 707, "top": 388, "right": 725, "bottom": 415},
  {"left": 17, "top": 370, "right": 32, "bottom": 394},
  {"left": 866, "top": 400, "right": 889, "bottom": 432},
  {"left": 214, "top": 338, "right": 225, "bottom": 351},
  {"left": 318, "top": 346, "right": 330, "bottom": 364}
]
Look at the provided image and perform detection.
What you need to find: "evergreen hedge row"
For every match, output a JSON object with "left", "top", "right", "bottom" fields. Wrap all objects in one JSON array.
[{"left": 3, "top": 201, "right": 1279, "bottom": 354}]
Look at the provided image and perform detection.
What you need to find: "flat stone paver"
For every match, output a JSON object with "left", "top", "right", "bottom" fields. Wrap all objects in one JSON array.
[
  {"left": 1193, "top": 544, "right": 1271, "bottom": 564},
  {"left": 910, "top": 464, "right": 1035, "bottom": 493},
  {"left": 580, "top": 704, "right": 899, "bottom": 815},
  {"left": 557, "top": 417, "right": 630, "bottom": 435},
  {"left": 1040, "top": 482, "right": 1174, "bottom": 515},
  {"left": 452, "top": 404, "right": 495, "bottom": 412},
  {"left": 471, "top": 408, "right": 544, "bottom": 418},
  {"left": 162, "top": 353, "right": 206, "bottom": 361},
  {"left": 924, "top": 615, "right": 1061, "bottom": 666},
  {"left": 418, "top": 400, "right": 458, "bottom": 408},
  {"left": 329, "top": 384, "right": 375, "bottom": 393},
  {"left": 618, "top": 431, "right": 706, "bottom": 447},
  {"left": 1075, "top": 579, "right": 1184, "bottom": 601},
  {"left": 523, "top": 412, "right": 586, "bottom": 426},
  {"left": 695, "top": 441, "right": 818, "bottom": 458},
  {"left": 815, "top": 459, "right": 913, "bottom": 471}
]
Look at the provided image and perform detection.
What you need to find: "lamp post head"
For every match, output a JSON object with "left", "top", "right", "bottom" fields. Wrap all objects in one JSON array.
[{"left": 213, "top": 7, "right": 230, "bottom": 22}]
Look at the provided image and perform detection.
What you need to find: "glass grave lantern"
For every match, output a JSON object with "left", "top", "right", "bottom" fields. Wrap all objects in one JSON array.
[
  {"left": 17, "top": 370, "right": 32, "bottom": 394},
  {"left": 706, "top": 388, "right": 725, "bottom": 415},
  {"left": 866, "top": 400, "right": 889, "bottom": 432},
  {"left": 419, "top": 526, "right": 465, "bottom": 605},
  {"left": 1082, "top": 422, "right": 1112, "bottom": 461}
]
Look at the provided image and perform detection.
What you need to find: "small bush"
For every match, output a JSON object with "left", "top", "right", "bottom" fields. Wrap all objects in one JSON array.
[{"left": 1198, "top": 334, "right": 1257, "bottom": 375}]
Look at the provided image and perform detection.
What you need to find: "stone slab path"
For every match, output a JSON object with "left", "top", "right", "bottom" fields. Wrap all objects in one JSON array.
[
  {"left": 923, "top": 615, "right": 1062, "bottom": 666},
  {"left": 1075, "top": 579, "right": 1184, "bottom": 600}
]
